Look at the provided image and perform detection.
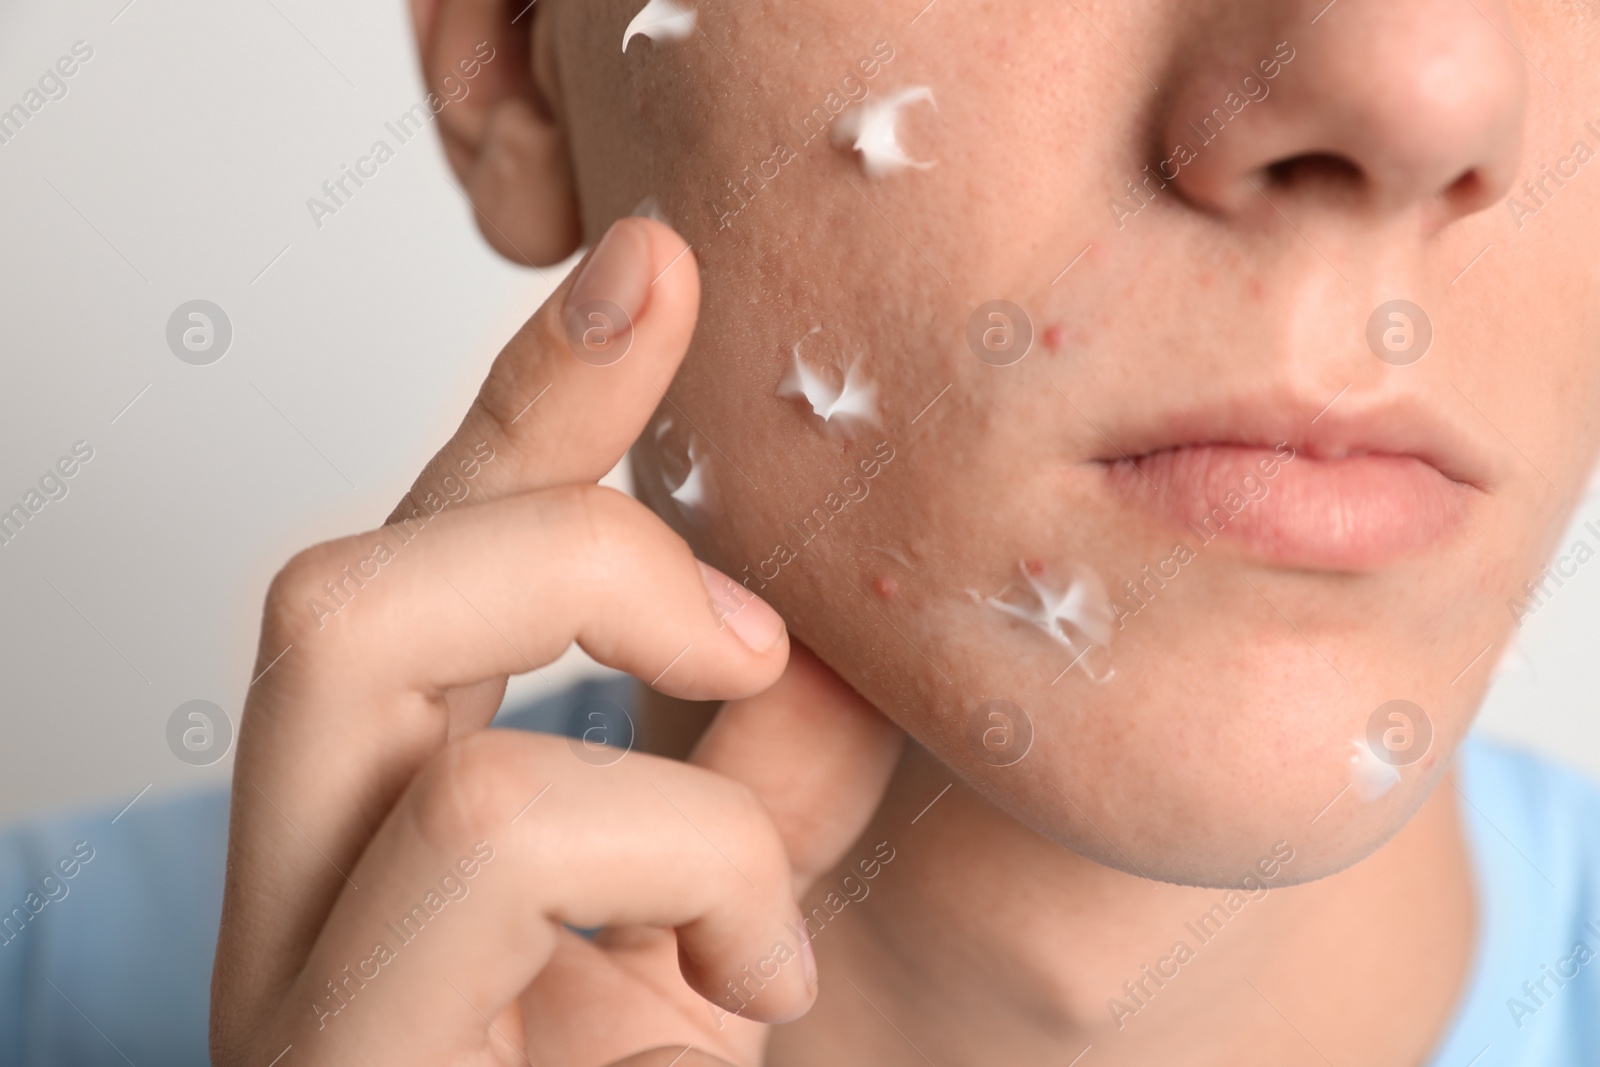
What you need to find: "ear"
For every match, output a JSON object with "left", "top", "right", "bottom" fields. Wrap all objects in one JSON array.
[{"left": 412, "top": 0, "right": 582, "bottom": 266}]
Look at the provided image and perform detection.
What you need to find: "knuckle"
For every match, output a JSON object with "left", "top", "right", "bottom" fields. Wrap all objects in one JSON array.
[
  {"left": 734, "top": 787, "right": 784, "bottom": 857},
  {"left": 529, "top": 295, "right": 576, "bottom": 361},
  {"left": 473, "top": 308, "right": 568, "bottom": 436},
  {"left": 401, "top": 441, "right": 494, "bottom": 518},
  {"left": 562, "top": 480, "right": 633, "bottom": 520},
  {"left": 261, "top": 533, "right": 394, "bottom": 651},
  {"left": 557, "top": 483, "right": 673, "bottom": 569},
  {"left": 462, "top": 390, "right": 516, "bottom": 468},
  {"left": 262, "top": 542, "right": 343, "bottom": 647},
  {"left": 705, "top": 773, "right": 790, "bottom": 880},
  {"left": 411, "top": 731, "right": 543, "bottom": 852}
]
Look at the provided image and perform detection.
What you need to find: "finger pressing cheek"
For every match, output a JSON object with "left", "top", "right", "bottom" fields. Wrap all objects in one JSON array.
[
  {"left": 395, "top": 216, "right": 700, "bottom": 516},
  {"left": 267, "top": 486, "right": 787, "bottom": 703},
  {"left": 227, "top": 487, "right": 787, "bottom": 998}
]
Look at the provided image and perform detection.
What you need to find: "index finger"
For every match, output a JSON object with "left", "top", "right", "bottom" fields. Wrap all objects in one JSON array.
[{"left": 391, "top": 216, "right": 699, "bottom": 521}]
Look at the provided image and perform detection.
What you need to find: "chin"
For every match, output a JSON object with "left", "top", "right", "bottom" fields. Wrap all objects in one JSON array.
[{"left": 822, "top": 577, "right": 1479, "bottom": 888}]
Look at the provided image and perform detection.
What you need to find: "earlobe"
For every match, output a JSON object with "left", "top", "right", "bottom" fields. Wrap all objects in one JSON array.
[
  {"left": 465, "top": 96, "right": 583, "bottom": 265},
  {"left": 414, "top": 0, "right": 582, "bottom": 266}
]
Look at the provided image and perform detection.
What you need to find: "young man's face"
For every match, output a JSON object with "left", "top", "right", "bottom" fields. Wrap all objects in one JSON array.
[{"left": 536, "top": 0, "right": 1600, "bottom": 885}]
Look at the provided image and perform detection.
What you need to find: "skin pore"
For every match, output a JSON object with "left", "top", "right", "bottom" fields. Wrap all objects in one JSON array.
[{"left": 411, "top": 0, "right": 1600, "bottom": 1062}]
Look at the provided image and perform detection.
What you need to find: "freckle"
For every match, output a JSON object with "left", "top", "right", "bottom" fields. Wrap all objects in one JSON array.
[
  {"left": 874, "top": 575, "right": 898, "bottom": 599},
  {"left": 1023, "top": 558, "right": 1045, "bottom": 577},
  {"left": 1043, "top": 324, "right": 1065, "bottom": 351}
]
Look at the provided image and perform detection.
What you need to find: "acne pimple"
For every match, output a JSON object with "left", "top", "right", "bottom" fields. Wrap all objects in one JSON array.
[
  {"left": 1042, "top": 325, "right": 1065, "bottom": 352},
  {"left": 832, "top": 87, "right": 937, "bottom": 178},
  {"left": 874, "top": 575, "right": 898, "bottom": 599},
  {"left": 778, "top": 327, "right": 880, "bottom": 432},
  {"left": 622, "top": 0, "right": 696, "bottom": 52}
]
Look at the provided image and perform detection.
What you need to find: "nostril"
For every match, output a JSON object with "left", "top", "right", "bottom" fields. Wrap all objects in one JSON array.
[
  {"left": 1442, "top": 168, "right": 1490, "bottom": 213},
  {"left": 1262, "top": 152, "right": 1365, "bottom": 193}
]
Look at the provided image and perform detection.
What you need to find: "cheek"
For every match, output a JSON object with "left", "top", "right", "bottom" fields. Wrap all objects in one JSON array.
[{"left": 607, "top": 4, "right": 1600, "bottom": 887}]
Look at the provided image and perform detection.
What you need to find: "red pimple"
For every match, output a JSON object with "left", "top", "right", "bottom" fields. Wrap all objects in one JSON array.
[
  {"left": 1023, "top": 559, "right": 1045, "bottom": 577},
  {"left": 873, "top": 575, "right": 898, "bottom": 599},
  {"left": 1043, "top": 324, "right": 1065, "bottom": 351}
]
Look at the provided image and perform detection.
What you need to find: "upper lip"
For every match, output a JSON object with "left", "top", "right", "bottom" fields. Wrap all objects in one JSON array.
[{"left": 1087, "top": 385, "right": 1497, "bottom": 490}]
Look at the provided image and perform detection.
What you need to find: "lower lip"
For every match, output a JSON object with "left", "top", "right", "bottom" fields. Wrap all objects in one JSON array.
[{"left": 1103, "top": 445, "right": 1471, "bottom": 570}]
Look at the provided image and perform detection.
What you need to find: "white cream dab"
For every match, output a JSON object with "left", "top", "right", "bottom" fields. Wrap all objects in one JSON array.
[
  {"left": 669, "top": 438, "right": 710, "bottom": 514},
  {"left": 1348, "top": 739, "right": 1401, "bottom": 802},
  {"left": 622, "top": 0, "right": 696, "bottom": 51},
  {"left": 630, "top": 195, "right": 671, "bottom": 226},
  {"left": 833, "top": 87, "right": 937, "bottom": 178},
  {"left": 978, "top": 562, "right": 1115, "bottom": 665},
  {"left": 778, "top": 328, "right": 880, "bottom": 431},
  {"left": 869, "top": 544, "right": 917, "bottom": 571},
  {"left": 1493, "top": 637, "right": 1532, "bottom": 681},
  {"left": 655, "top": 418, "right": 710, "bottom": 518}
]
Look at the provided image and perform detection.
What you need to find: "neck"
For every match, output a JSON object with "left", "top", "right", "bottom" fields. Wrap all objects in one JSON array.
[{"left": 770, "top": 743, "right": 1475, "bottom": 1066}]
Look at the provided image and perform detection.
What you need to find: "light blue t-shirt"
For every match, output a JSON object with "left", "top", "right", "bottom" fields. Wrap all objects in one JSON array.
[{"left": 2, "top": 679, "right": 1597, "bottom": 1065}]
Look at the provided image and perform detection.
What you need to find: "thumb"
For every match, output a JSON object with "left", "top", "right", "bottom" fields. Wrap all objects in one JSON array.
[{"left": 688, "top": 642, "right": 905, "bottom": 892}]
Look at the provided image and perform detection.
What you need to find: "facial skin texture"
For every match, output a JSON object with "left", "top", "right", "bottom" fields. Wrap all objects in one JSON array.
[
  {"left": 549, "top": 0, "right": 1600, "bottom": 882},
  {"left": 418, "top": 0, "right": 1600, "bottom": 1060}
]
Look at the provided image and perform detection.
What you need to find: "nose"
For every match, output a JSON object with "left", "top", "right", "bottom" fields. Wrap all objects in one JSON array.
[{"left": 1156, "top": 0, "right": 1527, "bottom": 231}]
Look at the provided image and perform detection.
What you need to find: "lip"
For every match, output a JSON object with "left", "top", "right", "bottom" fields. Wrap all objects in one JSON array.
[{"left": 1096, "top": 392, "right": 1492, "bottom": 571}]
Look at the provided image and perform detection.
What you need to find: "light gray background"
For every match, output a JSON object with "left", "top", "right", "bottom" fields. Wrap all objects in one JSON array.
[{"left": 0, "top": 0, "right": 1594, "bottom": 824}]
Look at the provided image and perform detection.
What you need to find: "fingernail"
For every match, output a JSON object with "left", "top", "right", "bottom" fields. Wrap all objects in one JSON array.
[
  {"left": 698, "top": 562, "right": 786, "bottom": 653},
  {"left": 563, "top": 220, "right": 651, "bottom": 356},
  {"left": 566, "top": 218, "right": 651, "bottom": 316},
  {"left": 799, "top": 933, "right": 818, "bottom": 992}
]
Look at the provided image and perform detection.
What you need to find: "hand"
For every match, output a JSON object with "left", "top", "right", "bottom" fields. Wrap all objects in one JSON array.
[{"left": 210, "top": 217, "right": 905, "bottom": 1067}]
